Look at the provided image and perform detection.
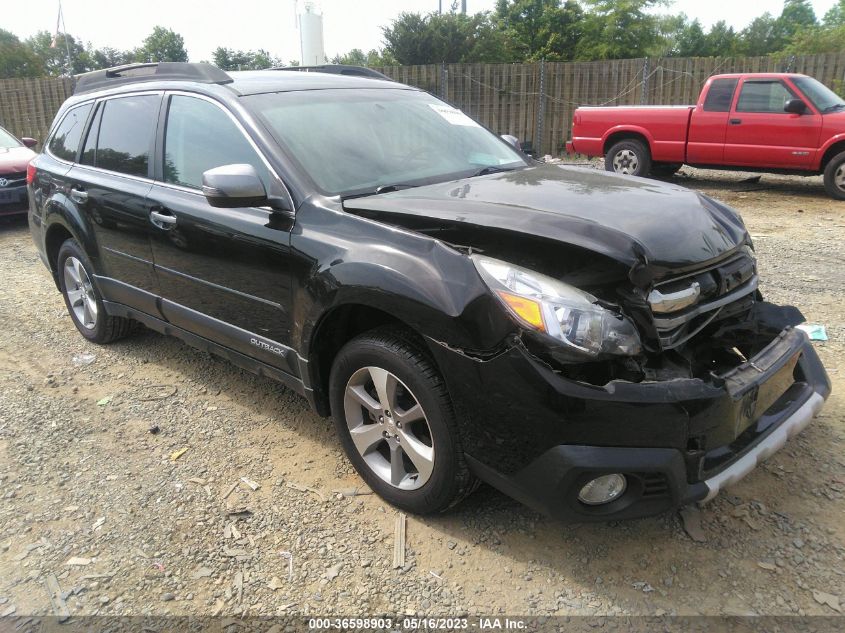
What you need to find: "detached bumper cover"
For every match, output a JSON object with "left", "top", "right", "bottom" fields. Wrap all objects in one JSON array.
[{"left": 427, "top": 323, "right": 830, "bottom": 522}]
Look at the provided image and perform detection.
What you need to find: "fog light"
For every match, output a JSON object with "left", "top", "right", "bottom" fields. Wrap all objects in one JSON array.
[{"left": 577, "top": 474, "right": 627, "bottom": 505}]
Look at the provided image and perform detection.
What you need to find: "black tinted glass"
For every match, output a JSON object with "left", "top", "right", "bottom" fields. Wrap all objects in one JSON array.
[
  {"left": 48, "top": 103, "right": 93, "bottom": 161},
  {"left": 703, "top": 78, "right": 738, "bottom": 112},
  {"left": 95, "top": 95, "right": 159, "bottom": 177},
  {"left": 164, "top": 95, "right": 269, "bottom": 189},
  {"left": 80, "top": 103, "right": 102, "bottom": 166}
]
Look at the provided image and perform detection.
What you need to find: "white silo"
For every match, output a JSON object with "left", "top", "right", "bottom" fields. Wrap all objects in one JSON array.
[{"left": 299, "top": 1, "right": 326, "bottom": 66}]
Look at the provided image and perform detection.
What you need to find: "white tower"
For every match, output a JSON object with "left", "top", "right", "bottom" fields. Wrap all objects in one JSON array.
[{"left": 299, "top": 1, "right": 326, "bottom": 66}]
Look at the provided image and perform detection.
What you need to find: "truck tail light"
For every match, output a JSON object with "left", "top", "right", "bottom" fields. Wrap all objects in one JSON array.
[{"left": 26, "top": 161, "right": 36, "bottom": 185}]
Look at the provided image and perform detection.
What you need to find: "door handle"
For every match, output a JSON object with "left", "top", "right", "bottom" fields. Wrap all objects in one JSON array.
[
  {"left": 70, "top": 188, "right": 88, "bottom": 203},
  {"left": 150, "top": 209, "right": 177, "bottom": 229},
  {"left": 729, "top": 118, "right": 742, "bottom": 125}
]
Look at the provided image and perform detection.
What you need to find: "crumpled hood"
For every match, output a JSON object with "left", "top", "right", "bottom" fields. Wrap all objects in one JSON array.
[
  {"left": 0, "top": 146, "right": 36, "bottom": 173},
  {"left": 343, "top": 164, "right": 749, "bottom": 284}
]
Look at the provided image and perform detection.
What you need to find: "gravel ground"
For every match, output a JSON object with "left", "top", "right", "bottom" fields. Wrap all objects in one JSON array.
[{"left": 0, "top": 167, "right": 844, "bottom": 621}]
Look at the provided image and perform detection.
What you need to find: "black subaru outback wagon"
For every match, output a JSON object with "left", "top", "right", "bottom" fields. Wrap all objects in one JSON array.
[{"left": 28, "top": 62, "right": 830, "bottom": 522}]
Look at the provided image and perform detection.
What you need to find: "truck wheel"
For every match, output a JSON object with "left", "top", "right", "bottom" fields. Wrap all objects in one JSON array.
[
  {"left": 823, "top": 151, "right": 845, "bottom": 201},
  {"left": 329, "top": 327, "right": 476, "bottom": 514},
  {"left": 605, "top": 139, "right": 651, "bottom": 177},
  {"left": 57, "top": 239, "right": 134, "bottom": 344}
]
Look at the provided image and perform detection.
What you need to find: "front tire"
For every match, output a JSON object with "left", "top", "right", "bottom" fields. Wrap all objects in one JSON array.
[
  {"left": 605, "top": 139, "right": 651, "bottom": 177},
  {"left": 329, "top": 327, "right": 476, "bottom": 514},
  {"left": 57, "top": 239, "right": 134, "bottom": 344},
  {"left": 823, "top": 150, "right": 845, "bottom": 200}
]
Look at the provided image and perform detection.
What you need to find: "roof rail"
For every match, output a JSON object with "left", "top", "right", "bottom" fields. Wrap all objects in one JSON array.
[
  {"left": 269, "top": 65, "right": 392, "bottom": 81},
  {"left": 74, "top": 62, "right": 233, "bottom": 95}
]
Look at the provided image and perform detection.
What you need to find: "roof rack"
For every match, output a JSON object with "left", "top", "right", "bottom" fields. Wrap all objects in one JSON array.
[
  {"left": 270, "top": 64, "right": 392, "bottom": 81},
  {"left": 74, "top": 62, "right": 233, "bottom": 95}
]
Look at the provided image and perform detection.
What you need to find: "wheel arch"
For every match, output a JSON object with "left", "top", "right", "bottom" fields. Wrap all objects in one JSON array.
[
  {"left": 306, "top": 303, "right": 431, "bottom": 417},
  {"left": 819, "top": 138, "right": 845, "bottom": 172},
  {"left": 602, "top": 127, "right": 654, "bottom": 156},
  {"left": 44, "top": 222, "right": 77, "bottom": 289}
]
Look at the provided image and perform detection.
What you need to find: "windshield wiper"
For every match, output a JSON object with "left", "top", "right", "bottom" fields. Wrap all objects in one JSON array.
[
  {"left": 341, "top": 183, "right": 416, "bottom": 201},
  {"left": 469, "top": 165, "right": 516, "bottom": 177},
  {"left": 823, "top": 103, "right": 845, "bottom": 113}
]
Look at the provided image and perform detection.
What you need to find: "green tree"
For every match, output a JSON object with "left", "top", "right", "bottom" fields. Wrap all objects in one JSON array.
[
  {"left": 382, "top": 13, "right": 436, "bottom": 65},
  {"left": 137, "top": 26, "right": 188, "bottom": 63},
  {"left": 87, "top": 46, "right": 134, "bottom": 70},
  {"left": 739, "top": 13, "right": 782, "bottom": 56},
  {"left": 669, "top": 18, "right": 708, "bottom": 57},
  {"left": 25, "top": 31, "right": 91, "bottom": 75},
  {"left": 703, "top": 21, "right": 740, "bottom": 57},
  {"left": 331, "top": 48, "right": 368, "bottom": 65},
  {"left": 382, "top": 11, "right": 507, "bottom": 64},
  {"left": 575, "top": 0, "right": 665, "bottom": 60},
  {"left": 494, "top": 0, "right": 584, "bottom": 61},
  {"left": 0, "top": 29, "right": 43, "bottom": 77},
  {"left": 825, "top": 0, "right": 845, "bottom": 26},
  {"left": 212, "top": 47, "right": 278, "bottom": 70},
  {"left": 777, "top": 0, "right": 817, "bottom": 41}
]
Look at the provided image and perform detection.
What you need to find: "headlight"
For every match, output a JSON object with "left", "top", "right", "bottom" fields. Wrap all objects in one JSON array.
[{"left": 472, "top": 255, "right": 641, "bottom": 357}]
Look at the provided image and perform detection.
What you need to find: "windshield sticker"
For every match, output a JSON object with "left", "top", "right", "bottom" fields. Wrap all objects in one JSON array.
[{"left": 429, "top": 104, "right": 480, "bottom": 127}]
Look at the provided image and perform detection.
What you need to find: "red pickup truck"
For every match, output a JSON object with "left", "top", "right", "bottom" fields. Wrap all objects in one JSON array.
[{"left": 566, "top": 73, "right": 845, "bottom": 199}]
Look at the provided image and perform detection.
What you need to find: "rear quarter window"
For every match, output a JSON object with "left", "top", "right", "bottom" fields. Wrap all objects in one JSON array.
[
  {"left": 702, "top": 79, "right": 738, "bottom": 112},
  {"left": 47, "top": 103, "right": 93, "bottom": 161}
]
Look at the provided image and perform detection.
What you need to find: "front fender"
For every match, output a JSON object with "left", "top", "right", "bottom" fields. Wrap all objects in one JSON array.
[{"left": 290, "top": 203, "right": 514, "bottom": 360}]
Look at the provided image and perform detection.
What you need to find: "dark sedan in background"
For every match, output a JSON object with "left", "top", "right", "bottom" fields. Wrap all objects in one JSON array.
[{"left": 0, "top": 125, "right": 37, "bottom": 216}]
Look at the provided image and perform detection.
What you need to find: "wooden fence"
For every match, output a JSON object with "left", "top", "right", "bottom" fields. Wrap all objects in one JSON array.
[
  {"left": 0, "top": 77, "right": 73, "bottom": 144},
  {"left": 2, "top": 52, "right": 844, "bottom": 154},
  {"left": 377, "top": 52, "right": 845, "bottom": 155}
]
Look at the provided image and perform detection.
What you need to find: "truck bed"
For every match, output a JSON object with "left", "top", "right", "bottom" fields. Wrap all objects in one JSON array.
[{"left": 570, "top": 106, "right": 694, "bottom": 164}]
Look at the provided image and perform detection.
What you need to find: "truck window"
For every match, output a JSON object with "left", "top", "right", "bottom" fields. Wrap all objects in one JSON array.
[
  {"left": 736, "top": 80, "right": 797, "bottom": 113},
  {"left": 703, "top": 78, "right": 738, "bottom": 112}
]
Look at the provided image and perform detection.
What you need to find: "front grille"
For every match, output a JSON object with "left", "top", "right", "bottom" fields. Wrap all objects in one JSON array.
[
  {"left": 0, "top": 171, "right": 26, "bottom": 187},
  {"left": 650, "top": 252, "right": 757, "bottom": 349}
]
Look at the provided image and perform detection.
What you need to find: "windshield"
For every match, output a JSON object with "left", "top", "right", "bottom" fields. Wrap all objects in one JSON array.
[
  {"left": 792, "top": 76, "right": 845, "bottom": 113},
  {"left": 0, "top": 127, "right": 22, "bottom": 150},
  {"left": 246, "top": 89, "right": 527, "bottom": 196}
]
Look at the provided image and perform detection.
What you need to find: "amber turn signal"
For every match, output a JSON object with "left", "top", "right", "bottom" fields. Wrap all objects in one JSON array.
[{"left": 496, "top": 290, "right": 546, "bottom": 332}]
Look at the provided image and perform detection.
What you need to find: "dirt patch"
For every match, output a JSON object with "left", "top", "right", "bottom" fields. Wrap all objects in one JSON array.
[{"left": 0, "top": 167, "right": 843, "bottom": 618}]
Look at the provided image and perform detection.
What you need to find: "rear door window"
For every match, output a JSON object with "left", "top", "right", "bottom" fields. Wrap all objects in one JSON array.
[
  {"left": 48, "top": 103, "right": 93, "bottom": 161},
  {"left": 91, "top": 95, "right": 159, "bottom": 178},
  {"left": 736, "top": 81, "right": 797, "bottom": 113},
  {"left": 702, "top": 78, "right": 738, "bottom": 112}
]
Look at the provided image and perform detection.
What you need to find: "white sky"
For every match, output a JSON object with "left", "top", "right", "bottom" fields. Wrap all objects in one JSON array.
[{"left": 3, "top": 0, "right": 839, "bottom": 64}]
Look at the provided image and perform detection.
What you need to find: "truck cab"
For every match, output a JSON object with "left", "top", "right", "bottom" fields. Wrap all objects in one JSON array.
[{"left": 568, "top": 73, "right": 845, "bottom": 199}]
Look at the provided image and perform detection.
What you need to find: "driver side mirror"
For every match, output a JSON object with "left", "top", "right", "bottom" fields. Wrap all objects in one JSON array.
[
  {"left": 202, "top": 164, "right": 268, "bottom": 208},
  {"left": 501, "top": 134, "right": 521, "bottom": 150},
  {"left": 784, "top": 98, "right": 808, "bottom": 114},
  {"left": 21, "top": 137, "right": 37, "bottom": 148}
]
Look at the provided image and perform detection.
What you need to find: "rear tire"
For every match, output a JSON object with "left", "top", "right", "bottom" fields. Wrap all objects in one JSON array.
[
  {"left": 57, "top": 239, "right": 134, "bottom": 344},
  {"left": 329, "top": 327, "right": 476, "bottom": 514},
  {"left": 823, "top": 150, "right": 845, "bottom": 200},
  {"left": 605, "top": 139, "right": 651, "bottom": 177}
]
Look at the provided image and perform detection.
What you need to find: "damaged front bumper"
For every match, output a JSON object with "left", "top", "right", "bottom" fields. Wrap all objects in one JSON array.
[{"left": 426, "top": 322, "right": 830, "bottom": 523}]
